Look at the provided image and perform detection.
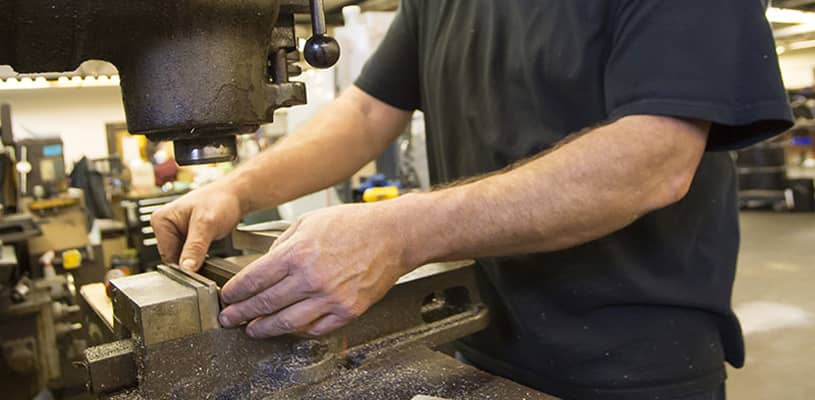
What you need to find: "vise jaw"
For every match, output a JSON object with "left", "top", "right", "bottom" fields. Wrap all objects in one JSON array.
[
  {"left": 110, "top": 265, "right": 220, "bottom": 346},
  {"left": 85, "top": 264, "right": 224, "bottom": 394}
]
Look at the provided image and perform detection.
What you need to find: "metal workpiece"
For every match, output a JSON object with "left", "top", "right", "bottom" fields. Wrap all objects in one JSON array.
[
  {"left": 199, "top": 256, "right": 249, "bottom": 288},
  {"left": 0, "top": 0, "right": 330, "bottom": 165},
  {"left": 110, "top": 272, "right": 201, "bottom": 345},
  {"left": 155, "top": 265, "right": 221, "bottom": 332},
  {"left": 109, "top": 264, "right": 222, "bottom": 345},
  {"left": 231, "top": 221, "right": 290, "bottom": 253}
]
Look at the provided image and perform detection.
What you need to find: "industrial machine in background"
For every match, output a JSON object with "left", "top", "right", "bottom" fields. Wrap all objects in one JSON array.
[
  {"left": 15, "top": 138, "right": 68, "bottom": 200},
  {"left": 738, "top": 91, "right": 815, "bottom": 212},
  {"left": 0, "top": 105, "right": 100, "bottom": 399},
  {"left": 0, "top": 249, "right": 88, "bottom": 400},
  {"left": 0, "top": 0, "right": 340, "bottom": 166},
  {"left": 0, "top": 205, "right": 92, "bottom": 399},
  {"left": 737, "top": 140, "right": 815, "bottom": 212}
]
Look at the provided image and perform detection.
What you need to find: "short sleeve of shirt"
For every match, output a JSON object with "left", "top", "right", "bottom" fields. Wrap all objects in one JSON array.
[
  {"left": 354, "top": 1, "right": 421, "bottom": 111},
  {"left": 605, "top": 0, "right": 794, "bottom": 150}
]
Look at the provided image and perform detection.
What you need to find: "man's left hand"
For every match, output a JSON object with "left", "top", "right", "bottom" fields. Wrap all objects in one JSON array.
[{"left": 218, "top": 201, "right": 416, "bottom": 338}]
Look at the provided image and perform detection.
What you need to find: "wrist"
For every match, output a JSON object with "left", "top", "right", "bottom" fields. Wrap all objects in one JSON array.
[
  {"left": 383, "top": 191, "right": 452, "bottom": 269},
  {"left": 215, "top": 170, "right": 256, "bottom": 215}
]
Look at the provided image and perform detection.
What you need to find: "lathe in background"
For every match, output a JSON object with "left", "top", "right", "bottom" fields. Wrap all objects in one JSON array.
[{"left": 0, "top": 105, "right": 101, "bottom": 400}]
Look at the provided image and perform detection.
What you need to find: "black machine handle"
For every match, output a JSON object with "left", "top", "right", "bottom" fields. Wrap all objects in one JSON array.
[{"left": 304, "top": 0, "right": 340, "bottom": 69}]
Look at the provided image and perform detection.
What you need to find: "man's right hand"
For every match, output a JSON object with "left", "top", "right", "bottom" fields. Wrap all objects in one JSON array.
[
  {"left": 150, "top": 86, "right": 411, "bottom": 271},
  {"left": 151, "top": 182, "right": 244, "bottom": 271}
]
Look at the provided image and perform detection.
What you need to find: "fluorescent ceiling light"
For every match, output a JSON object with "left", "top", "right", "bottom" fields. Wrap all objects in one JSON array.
[
  {"left": 0, "top": 75, "right": 120, "bottom": 90},
  {"left": 767, "top": 7, "right": 815, "bottom": 24},
  {"left": 788, "top": 39, "right": 815, "bottom": 50}
]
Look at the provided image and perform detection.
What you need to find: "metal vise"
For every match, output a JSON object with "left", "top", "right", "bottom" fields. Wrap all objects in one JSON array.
[
  {"left": 82, "top": 226, "right": 553, "bottom": 399},
  {"left": 0, "top": 0, "right": 340, "bottom": 165}
]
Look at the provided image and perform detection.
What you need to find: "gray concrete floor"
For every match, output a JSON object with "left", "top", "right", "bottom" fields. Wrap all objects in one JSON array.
[{"left": 728, "top": 211, "right": 815, "bottom": 399}]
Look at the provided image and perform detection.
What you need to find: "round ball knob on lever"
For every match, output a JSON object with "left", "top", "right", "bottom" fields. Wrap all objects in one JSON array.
[{"left": 304, "top": 34, "right": 340, "bottom": 69}]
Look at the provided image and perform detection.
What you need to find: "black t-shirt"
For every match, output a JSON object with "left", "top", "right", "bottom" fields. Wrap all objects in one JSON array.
[{"left": 355, "top": 1, "right": 793, "bottom": 399}]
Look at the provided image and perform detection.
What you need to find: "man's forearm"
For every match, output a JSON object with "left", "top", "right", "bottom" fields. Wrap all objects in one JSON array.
[
  {"left": 394, "top": 116, "right": 710, "bottom": 266},
  {"left": 224, "top": 86, "right": 411, "bottom": 214},
  {"left": 215, "top": 116, "right": 709, "bottom": 339}
]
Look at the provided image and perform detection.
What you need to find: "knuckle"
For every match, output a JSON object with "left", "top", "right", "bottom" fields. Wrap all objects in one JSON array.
[
  {"left": 153, "top": 204, "right": 169, "bottom": 217},
  {"left": 334, "top": 297, "right": 363, "bottom": 319},
  {"left": 222, "top": 308, "right": 244, "bottom": 325},
  {"left": 150, "top": 212, "right": 167, "bottom": 229},
  {"left": 255, "top": 291, "right": 280, "bottom": 313},
  {"left": 220, "top": 286, "right": 239, "bottom": 305},
  {"left": 345, "top": 305, "right": 364, "bottom": 319},
  {"left": 223, "top": 304, "right": 245, "bottom": 322},
  {"left": 274, "top": 316, "right": 296, "bottom": 333},
  {"left": 295, "top": 214, "right": 310, "bottom": 225},
  {"left": 285, "top": 242, "right": 327, "bottom": 292},
  {"left": 290, "top": 238, "right": 318, "bottom": 259},
  {"left": 305, "top": 327, "right": 327, "bottom": 337},
  {"left": 242, "top": 279, "right": 262, "bottom": 299},
  {"left": 187, "top": 204, "right": 213, "bottom": 222},
  {"left": 194, "top": 212, "right": 216, "bottom": 225},
  {"left": 184, "top": 240, "right": 208, "bottom": 254},
  {"left": 301, "top": 270, "right": 328, "bottom": 293},
  {"left": 307, "top": 315, "right": 346, "bottom": 337},
  {"left": 157, "top": 251, "right": 171, "bottom": 263},
  {"left": 225, "top": 281, "right": 259, "bottom": 305}
]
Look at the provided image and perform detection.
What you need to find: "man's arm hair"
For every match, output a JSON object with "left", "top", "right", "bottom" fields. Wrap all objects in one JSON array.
[
  {"left": 392, "top": 115, "right": 710, "bottom": 265},
  {"left": 228, "top": 86, "right": 413, "bottom": 214}
]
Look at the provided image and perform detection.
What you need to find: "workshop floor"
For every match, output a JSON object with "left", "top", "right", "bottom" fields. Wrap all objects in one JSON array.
[{"left": 727, "top": 211, "right": 815, "bottom": 399}]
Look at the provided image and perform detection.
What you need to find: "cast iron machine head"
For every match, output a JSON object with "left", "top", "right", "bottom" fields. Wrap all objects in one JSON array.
[{"left": 0, "top": 0, "right": 340, "bottom": 165}]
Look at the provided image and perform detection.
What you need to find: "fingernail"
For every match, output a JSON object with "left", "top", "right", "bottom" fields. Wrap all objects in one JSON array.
[
  {"left": 219, "top": 313, "right": 231, "bottom": 327},
  {"left": 181, "top": 259, "right": 196, "bottom": 271}
]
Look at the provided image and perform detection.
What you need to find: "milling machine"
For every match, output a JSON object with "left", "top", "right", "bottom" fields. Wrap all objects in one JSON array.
[{"left": 0, "top": 0, "right": 341, "bottom": 165}]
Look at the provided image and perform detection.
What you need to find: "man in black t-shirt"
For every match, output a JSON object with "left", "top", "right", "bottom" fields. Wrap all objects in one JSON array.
[{"left": 151, "top": 1, "right": 793, "bottom": 399}]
